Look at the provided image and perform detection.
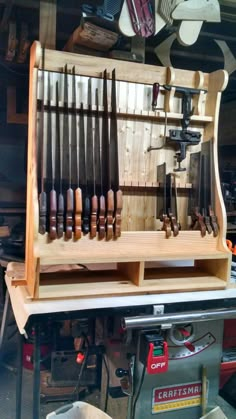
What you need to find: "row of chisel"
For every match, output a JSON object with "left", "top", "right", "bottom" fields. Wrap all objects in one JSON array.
[{"left": 38, "top": 50, "right": 122, "bottom": 240}]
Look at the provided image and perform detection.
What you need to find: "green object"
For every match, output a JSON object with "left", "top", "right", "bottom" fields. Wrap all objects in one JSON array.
[{"left": 153, "top": 348, "right": 163, "bottom": 356}]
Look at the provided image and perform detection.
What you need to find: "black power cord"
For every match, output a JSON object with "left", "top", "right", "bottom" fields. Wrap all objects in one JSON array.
[
  {"left": 131, "top": 363, "right": 146, "bottom": 419},
  {"left": 102, "top": 354, "right": 110, "bottom": 413}
]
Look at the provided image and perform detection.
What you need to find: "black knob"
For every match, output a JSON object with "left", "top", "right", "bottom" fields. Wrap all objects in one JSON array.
[{"left": 115, "top": 368, "right": 128, "bottom": 378}]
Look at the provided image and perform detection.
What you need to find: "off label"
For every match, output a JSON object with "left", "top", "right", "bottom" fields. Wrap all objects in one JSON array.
[{"left": 152, "top": 381, "right": 208, "bottom": 414}]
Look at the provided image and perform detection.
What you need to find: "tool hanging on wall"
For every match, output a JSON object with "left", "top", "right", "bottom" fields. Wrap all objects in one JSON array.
[
  {"left": 202, "top": 139, "right": 219, "bottom": 237},
  {"left": 86, "top": 78, "right": 94, "bottom": 238},
  {"left": 103, "top": 70, "right": 114, "bottom": 240},
  {"left": 157, "top": 163, "right": 171, "bottom": 238},
  {"left": 38, "top": 49, "right": 47, "bottom": 235},
  {"left": 90, "top": 86, "right": 98, "bottom": 239},
  {"left": 95, "top": 89, "right": 106, "bottom": 240},
  {"left": 79, "top": 102, "right": 90, "bottom": 235},
  {"left": 125, "top": 0, "right": 155, "bottom": 37},
  {"left": 189, "top": 151, "right": 206, "bottom": 237},
  {"left": 147, "top": 82, "right": 167, "bottom": 152},
  {"left": 110, "top": 69, "right": 123, "bottom": 238},
  {"left": 200, "top": 153, "right": 212, "bottom": 234},
  {"left": 64, "top": 65, "right": 74, "bottom": 239},
  {"left": 72, "top": 67, "right": 82, "bottom": 240},
  {"left": 55, "top": 81, "right": 64, "bottom": 238},
  {"left": 48, "top": 72, "right": 57, "bottom": 240},
  {"left": 166, "top": 173, "right": 179, "bottom": 236},
  {"left": 164, "top": 85, "right": 203, "bottom": 172}
]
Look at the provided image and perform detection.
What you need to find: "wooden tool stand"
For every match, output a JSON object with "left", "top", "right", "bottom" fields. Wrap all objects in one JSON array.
[{"left": 9, "top": 41, "right": 231, "bottom": 300}]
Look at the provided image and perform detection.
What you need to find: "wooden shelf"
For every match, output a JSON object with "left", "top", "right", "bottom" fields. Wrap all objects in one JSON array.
[
  {"left": 35, "top": 231, "right": 229, "bottom": 266},
  {"left": 39, "top": 101, "right": 213, "bottom": 124},
  {"left": 120, "top": 181, "right": 192, "bottom": 190},
  {"left": 20, "top": 42, "right": 231, "bottom": 299},
  {"left": 37, "top": 275, "right": 225, "bottom": 300}
]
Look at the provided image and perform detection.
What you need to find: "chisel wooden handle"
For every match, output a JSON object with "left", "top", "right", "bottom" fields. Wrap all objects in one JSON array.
[
  {"left": 168, "top": 212, "right": 179, "bottom": 237},
  {"left": 74, "top": 187, "right": 82, "bottom": 240},
  {"left": 152, "top": 82, "right": 160, "bottom": 109},
  {"left": 65, "top": 188, "right": 74, "bottom": 239},
  {"left": 114, "top": 189, "right": 123, "bottom": 238},
  {"left": 106, "top": 189, "right": 114, "bottom": 240},
  {"left": 98, "top": 195, "right": 106, "bottom": 240},
  {"left": 39, "top": 191, "right": 47, "bottom": 234},
  {"left": 204, "top": 214, "right": 212, "bottom": 235},
  {"left": 191, "top": 207, "right": 206, "bottom": 237},
  {"left": 162, "top": 214, "right": 172, "bottom": 239},
  {"left": 49, "top": 189, "right": 57, "bottom": 240},
  {"left": 90, "top": 195, "right": 98, "bottom": 239},
  {"left": 57, "top": 193, "right": 64, "bottom": 238},
  {"left": 83, "top": 196, "right": 90, "bottom": 234}
]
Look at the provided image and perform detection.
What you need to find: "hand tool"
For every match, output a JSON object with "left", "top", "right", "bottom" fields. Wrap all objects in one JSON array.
[
  {"left": 202, "top": 139, "right": 219, "bottom": 237},
  {"left": 200, "top": 153, "right": 212, "bottom": 234},
  {"left": 110, "top": 69, "right": 122, "bottom": 238},
  {"left": 126, "top": 0, "right": 155, "bottom": 37},
  {"left": 47, "top": 72, "right": 57, "bottom": 240},
  {"left": 157, "top": 163, "right": 171, "bottom": 238},
  {"left": 189, "top": 151, "right": 206, "bottom": 237},
  {"left": 72, "top": 66, "right": 82, "bottom": 240},
  {"left": 164, "top": 85, "right": 203, "bottom": 171},
  {"left": 79, "top": 102, "right": 90, "bottom": 235},
  {"left": 172, "top": 173, "right": 181, "bottom": 230},
  {"left": 147, "top": 82, "right": 167, "bottom": 152},
  {"left": 55, "top": 81, "right": 64, "bottom": 238},
  {"left": 102, "top": 70, "right": 114, "bottom": 240},
  {"left": 95, "top": 89, "right": 106, "bottom": 240},
  {"left": 64, "top": 65, "right": 74, "bottom": 239},
  {"left": 90, "top": 83, "right": 98, "bottom": 239},
  {"left": 38, "top": 48, "right": 47, "bottom": 235},
  {"left": 86, "top": 78, "right": 97, "bottom": 239},
  {"left": 166, "top": 173, "right": 179, "bottom": 236}
]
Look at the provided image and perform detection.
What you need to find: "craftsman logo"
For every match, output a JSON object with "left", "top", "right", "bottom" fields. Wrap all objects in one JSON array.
[
  {"left": 152, "top": 381, "right": 207, "bottom": 414},
  {"left": 151, "top": 362, "right": 166, "bottom": 370},
  {"left": 154, "top": 382, "right": 201, "bottom": 403}
]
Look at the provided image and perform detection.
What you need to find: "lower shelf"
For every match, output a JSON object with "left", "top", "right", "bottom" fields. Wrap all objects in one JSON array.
[
  {"left": 6, "top": 258, "right": 229, "bottom": 300},
  {"left": 37, "top": 273, "right": 226, "bottom": 300}
]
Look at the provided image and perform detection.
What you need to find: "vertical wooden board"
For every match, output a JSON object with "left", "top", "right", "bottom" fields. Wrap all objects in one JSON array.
[
  {"left": 195, "top": 258, "right": 231, "bottom": 283},
  {"left": 117, "top": 261, "right": 143, "bottom": 286},
  {"left": 39, "top": 0, "right": 57, "bottom": 50}
]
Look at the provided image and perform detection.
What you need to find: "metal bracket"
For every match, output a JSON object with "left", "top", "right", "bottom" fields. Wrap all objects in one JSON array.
[
  {"left": 153, "top": 304, "right": 164, "bottom": 315},
  {"left": 153, "top": 305, "right": 172, "bottom": 329}
]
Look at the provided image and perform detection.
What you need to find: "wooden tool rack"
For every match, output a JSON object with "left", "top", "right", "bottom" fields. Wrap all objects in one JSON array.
[{"left": 9, "top": 41, "right": 232, "bottom": 300}]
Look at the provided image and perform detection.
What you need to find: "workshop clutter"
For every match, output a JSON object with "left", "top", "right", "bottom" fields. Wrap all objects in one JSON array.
[
  {"left": 200, "top": 406, "right": 228, "bottom": 418},
  {"left": 46, "top": 401, "right": 112, "bottom": 418}
]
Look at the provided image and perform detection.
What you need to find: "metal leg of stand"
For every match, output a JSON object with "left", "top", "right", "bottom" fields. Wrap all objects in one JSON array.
[
  {"left": 33, "top": 323, "right": 41, "bottom": 419},
  {"left": 16, "top": 332, "right": 23, "bottom": 419},
  {"left": 0, "top": 289, "right": 10, "bottom": 360}
]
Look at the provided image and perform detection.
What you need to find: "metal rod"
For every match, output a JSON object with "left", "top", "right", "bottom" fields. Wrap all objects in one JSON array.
[{"left": 122, "top": 308, "right": 236, "bottom": 330}]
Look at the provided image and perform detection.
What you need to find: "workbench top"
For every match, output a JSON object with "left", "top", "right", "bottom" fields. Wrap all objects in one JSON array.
[{"left": 5, "top": 275, "right": 236, "bottom": 334}]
